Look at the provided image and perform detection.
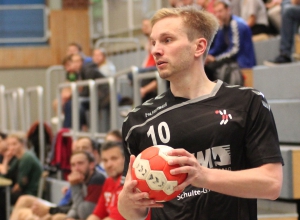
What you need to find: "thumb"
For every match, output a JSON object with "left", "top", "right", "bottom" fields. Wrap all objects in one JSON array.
[{"left": 123, "top": 155, "right": 139, "bottom": 193}]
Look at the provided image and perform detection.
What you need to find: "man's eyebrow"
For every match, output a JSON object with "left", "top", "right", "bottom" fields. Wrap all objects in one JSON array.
[{"left": 150, "top": 32, "right": 174, "bottom": 41}]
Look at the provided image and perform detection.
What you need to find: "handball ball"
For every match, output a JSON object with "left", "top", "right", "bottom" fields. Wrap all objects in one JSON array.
[{"left": 132, "top": 145, "right": 187, "bottom": 202}]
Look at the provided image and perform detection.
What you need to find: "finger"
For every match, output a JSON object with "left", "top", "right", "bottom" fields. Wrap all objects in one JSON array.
[
  {"left": 125, "top": 155, "right": 136, "bottom": 181},
  {"left": 174, "top": 181, "right": 190, "bottom": 191},
  {"left": 168, "top": 156, "right": 193, "bottom": 167},
  {"left": 170, "top": 164, "right": 196, "bottom": 175},
  {"left": 168, "top": 148, "right": 192, "bottom": 157},
  {"left": 133, "top": 198, "right": 164, "bottom": 208}
]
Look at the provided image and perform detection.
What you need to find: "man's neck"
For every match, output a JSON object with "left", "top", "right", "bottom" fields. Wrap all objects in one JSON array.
[{"left": 169, "top": 66, "right": 216, "bottom": 100}]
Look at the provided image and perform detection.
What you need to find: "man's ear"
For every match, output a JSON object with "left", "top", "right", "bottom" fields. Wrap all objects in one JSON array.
[{"left": 194, "top": 38, "right": 207, "bottom": 58}]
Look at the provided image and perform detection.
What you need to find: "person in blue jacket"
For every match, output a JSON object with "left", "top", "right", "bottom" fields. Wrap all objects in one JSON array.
[{"left": 206, "top": 0, "right": 256, "bottom": 74}]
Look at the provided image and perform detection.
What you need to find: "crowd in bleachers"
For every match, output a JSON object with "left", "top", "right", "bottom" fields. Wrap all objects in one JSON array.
[{"left": 0, "top": 0, "right": 299, "bottom": 219}]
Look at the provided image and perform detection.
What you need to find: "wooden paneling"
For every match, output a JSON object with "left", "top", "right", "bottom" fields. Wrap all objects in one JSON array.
[
  {"left": 292, "top": 150, "right": 300, "bottom": 198},
  {"left": 295, "top": 34, "right": 300, "bottom": 55},
  {"left": 0, "top": 10, "right": 90, "bottom": 68},
  {"left": 258, "top": 217, "right": 297, "bottom": 220},
  {"left": 50, "top": 10, "right": 90, "bottom": 65},
  {"left": 0, "top": 47, "right": 53, "bottom": 68}
]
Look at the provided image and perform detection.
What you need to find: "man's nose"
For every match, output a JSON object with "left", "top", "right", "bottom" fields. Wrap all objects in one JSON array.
[{"left": 151, "top": 43, "right": 163, "bottom": 57}]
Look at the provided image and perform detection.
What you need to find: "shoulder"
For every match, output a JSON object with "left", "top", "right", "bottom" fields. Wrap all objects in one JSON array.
[
  {"left": 219, "top": 83, "right": 269, "bottom": 112},
  {"left": 231, "top": 16, "right": 249, "bottom": 30},
  {"left": 22, "top": 151, "right": 38, "bottom": 162},
  {"left": 89, "top": 170, "right": 106, "bottom": 185},
  {"left": 123, "top": 91, "right": 169, "bottom": 129}
]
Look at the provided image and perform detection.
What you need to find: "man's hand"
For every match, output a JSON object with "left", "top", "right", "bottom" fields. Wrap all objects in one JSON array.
[
  {"left": 118, "top": 155, "right": 163, "bottom": 219},
  {"left": 11, "top": 183, "right": 21, "bottom": 193},
  {"left": 167, "top": 148, "right": 206, "bottom": 191},
  {"left": 31, "top": 200, "right": 50, "bottom": 217},
  {"left": 68, "top": 171, "right": 84, "bottom": 185},
  {"left": 61, "top": 186, "right": 69, "bottom": 195}
]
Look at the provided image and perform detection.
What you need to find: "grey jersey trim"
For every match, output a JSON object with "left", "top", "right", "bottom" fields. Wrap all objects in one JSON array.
[{"left": 125, "top": 80, "right": 223, "bottom": 142}]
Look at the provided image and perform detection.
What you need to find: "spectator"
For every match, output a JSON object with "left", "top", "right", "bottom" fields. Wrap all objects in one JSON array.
[
  {"left": 206, "top": 0, "right": 256, "bottom": 69},
  {"left": 67, "top": 42, "right": 93, "bottom": 64},
  {"left": 93, "top": 48, "right": 116, "bottom": 77},
  {"left": 87, "top": 141, "right": 125, "bottom": 220},
  {"left": 0, "top": 132, "right": 18, "bottom": 220},
  {"left": 240, "top": 0, "right": 270, "bottom": 36},
  {"left": 7, "top": 134, "right": 42, "bottom": 198},
  {"left": 52, "top": 55, "right": 78, "bottom": 125},
  {"left": 266, "top": 0, "right": 282, "bottom": 33},
  {"left": 10, "top": 150, "right": 106, "bottom": 220},
  {"left": 0, "top": 132, "right": 18, "bottom": 181},
  {"left": 63, "top": 53, "right": 105, "bottom": 130},
  {"left": 139, "top": 14, "right": 159, "bottom": 103},
  {"left": 265, "top": 0, "right": 300, "bottom": 65},
  {"left": 0, "top": 134, "right": 42, "bottom": 219},
  {"left": 105, "top": 129, "right": 122, "bottom": 142}
]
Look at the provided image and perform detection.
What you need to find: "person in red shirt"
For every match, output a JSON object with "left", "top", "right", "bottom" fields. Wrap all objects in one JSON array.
[{"left": 87, "top": 141, "right": 126, "bottom": 220}]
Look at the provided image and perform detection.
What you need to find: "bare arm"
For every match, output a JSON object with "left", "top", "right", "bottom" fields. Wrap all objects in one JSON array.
[
  {"left": 291, "top": 0, "right": 300, "bottom": 5},
  {"left": 0, "top": 151, "right": 14, "bottom": 175},
  {"left": 247, "top": 15, "right": 256, "bottom": 28},
  {"left": 118, "top": 155, "right": 163, "bottom": 220},
  {"left": 169, "top": 149, "right": 283, "bottom": 200}
]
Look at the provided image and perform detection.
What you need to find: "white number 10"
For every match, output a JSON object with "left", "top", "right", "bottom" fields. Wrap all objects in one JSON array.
[{"left": 147, "top": 122, "right": 170, "bottom": 145}]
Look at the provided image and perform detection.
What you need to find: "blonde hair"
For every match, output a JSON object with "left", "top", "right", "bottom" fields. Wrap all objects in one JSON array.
[
  {"left": 7, "top": 133, "right": 26, "bottom": 145},
  {"left": 151, "top": 6, "right": 219, "bottom": 58}
]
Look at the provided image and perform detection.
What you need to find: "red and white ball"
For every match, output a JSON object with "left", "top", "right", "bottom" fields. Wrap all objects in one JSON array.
[{"left": 132, "top": 145, "right": 187, "bottom": 202}]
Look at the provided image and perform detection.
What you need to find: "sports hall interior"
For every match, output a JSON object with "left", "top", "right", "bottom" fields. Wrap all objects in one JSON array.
[{"left": 0, "top": 0, "right": 300, "bottom": 219}]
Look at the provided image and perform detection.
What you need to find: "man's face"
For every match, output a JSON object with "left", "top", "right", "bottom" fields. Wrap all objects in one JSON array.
[
  {"left": 214, "top": 3, "right": 230, "bottom": 26},
  {"left": 150, "top": 17, "right": 195, "bottom": 80},
  {"left": 0, "top": 137, "right": 7, "bottom": 155},
  {"left": 92, "top": 49, "right": 105, "bottom": 65},
  {"left": 101, "top": 147, "right": 124, "bottom": 179},
  {"left": 67, "top": 45, "right": 80, "bottom": 56},
  {"left": 72, "top": 138, "right": 93, "bottom": 153},
  {"left": 6, "top": 137, "right": 22, "bottom": 156},
  {"left": 71, "top": 54, "right": 83, "bottom": 72},
  {"left": 70, "top": 153, "right": 93, "bottom": 181}
]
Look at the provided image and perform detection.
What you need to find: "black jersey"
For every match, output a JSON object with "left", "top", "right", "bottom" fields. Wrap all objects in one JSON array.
[{"left": 122, "top": 80, "right": 283, "bottom": 220}]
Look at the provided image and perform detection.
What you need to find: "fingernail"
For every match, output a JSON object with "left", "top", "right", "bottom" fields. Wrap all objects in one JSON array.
[{"left": 168, "top": 160, "right": 173, "bottom": 165}]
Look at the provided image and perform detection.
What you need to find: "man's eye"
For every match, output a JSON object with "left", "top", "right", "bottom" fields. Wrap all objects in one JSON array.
[{"left": 165, "top": 38, "right": 171, "bottom": 43}]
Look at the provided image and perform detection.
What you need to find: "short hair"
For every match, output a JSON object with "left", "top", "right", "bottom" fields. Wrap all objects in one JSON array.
[
  {"left": 0, "top": 132, "right": 7, "bottom": 140},
  {"left": 71, "top": 151, "right": 95, "bottom": 163},
  {"left": 95, "top": 47, "right": 107, "bottom": 56},
  {"left": 71, "top": 53, "right": 84, "bottom": 61},
  {"left": 105, "top": 130, "right": 122, "bottom": 141},
  {"left": 7, "top": 133, "right": 26, "bottom": 145},
  {"left": 76, "top": 137, "right": 100, "bottom": 151},
  {"left": 214, "top": 0, "right": 231, "bottom": 8},
  {"left": 62, "top": 54, "right": 73, "bottom": 66},
  {"left": 151, "top": 6, "right": 219, "bottom": 59},
  {"left": 69, "top": 42, "right": 82, "bottom": 52},
  {"left": 100, "top": 141, "right": 124, "bottom": 156}
]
